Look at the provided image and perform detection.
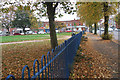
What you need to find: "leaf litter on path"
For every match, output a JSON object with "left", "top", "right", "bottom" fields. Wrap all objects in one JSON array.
[{"left": 69, "top": 36, "right": 112, "bottom": 78}]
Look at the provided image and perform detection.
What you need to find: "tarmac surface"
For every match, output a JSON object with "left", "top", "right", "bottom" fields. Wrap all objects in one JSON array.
[{"left": 86, "top": 32, "right": 119, "bottom": 78}]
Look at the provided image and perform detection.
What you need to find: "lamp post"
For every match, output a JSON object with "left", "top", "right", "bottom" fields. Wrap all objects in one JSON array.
[
  {"left": 118, "top": 1, "right": 120, "bottom": 29},
  {"left": 118, "top": 1, "right": 119, "bottom": 15},
  {"left": 100, "top": 24, "right": 101, "bottom": 36},
  {"left": 72, "top": 19, "right": 74, "bottom": 34},
  {"left": 72, "top": 23, "right": 73, "bottom": 34}
]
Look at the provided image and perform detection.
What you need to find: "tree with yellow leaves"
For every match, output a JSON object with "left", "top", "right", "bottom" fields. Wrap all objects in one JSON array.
[
  {"left": 55, "top": 21, "right": 66, "bottom": 29},
  {"left": 77, "top": 2, "right": 117, "bottom": 39},
  {"left": 77, "top": 2, "right": 103, "bottom": 34}
]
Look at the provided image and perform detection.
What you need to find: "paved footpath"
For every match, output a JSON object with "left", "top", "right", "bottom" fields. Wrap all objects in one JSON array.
[{"left": 86, "top": 32, "right": 119, "bottom": 78}]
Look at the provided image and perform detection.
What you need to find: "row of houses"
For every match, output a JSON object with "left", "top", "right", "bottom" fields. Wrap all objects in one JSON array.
[
  {"left": 40, "top": 19, "right": 86, "bottom": 32},
  {"left": 1, "top": 19, "right": 86, "bottom": 35}
]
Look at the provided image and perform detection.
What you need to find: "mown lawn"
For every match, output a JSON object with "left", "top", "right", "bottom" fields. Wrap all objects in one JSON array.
[
  {"left": 1, "top": 32, "right": 72, "bottom": 43},
  {"left": 2, "top": 39, "right": 66, "bottom": 78}
]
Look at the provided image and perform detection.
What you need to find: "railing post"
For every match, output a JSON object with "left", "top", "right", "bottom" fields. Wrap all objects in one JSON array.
[
  {"left": 65, "top": 40, "right": 69, "bottom": 78},
  {"left": 51, "top": 49, "right": 54, "bottom": 78},
  {"left": 22, "top": 65, "right": 31, "bottom": 80},
  {"left": 33, "top": 59, "right": 40, "bottom": 80},
  {"left": 47, "top": 52, "right": 50, "bottom": 79},
  {"left": 6, "top": 75, "right": 15, "bottom": 80}
]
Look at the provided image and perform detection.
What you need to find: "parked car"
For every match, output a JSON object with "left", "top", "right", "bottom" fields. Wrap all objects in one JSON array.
[
  {"left": 65, "top": 30, "right": 72, "bottom": 32},
  {"left": 13, "top": 33, "right": 21, "bottom": 35},
  {"left": 56, "top": 30, "right": 59, "bottom": 33},
  {"left": 32, "top": 32, "right": 37, "bottom": 34},
  {"left": 25, "top": 31, "right": 33, "bottom": 34},
  {"left": 0, "top": 31, "right": 2, "bottom": 36},
  {"left": 108, "top": 28, "right": 113, "bottom": 32},
  {"left": 100, "top": 28, "right": 104, "bottom": 31},
  {"left": 114, "top": 28, "right": 118, "bottom": 31},
  {"left": 13, "top": 32, "right": 24, "bottom": 35},
  {"left": 13, "top": 29, "right": 24, "bottom": 35},
  {"left": 0, "top": 31, "right": 10, "bottom": 36},
  {"left": 38, "top": 31, "right": 46, "bottom": 34},
  {"left": 13, "top": 31, "right": 24, "bottom": 35}
]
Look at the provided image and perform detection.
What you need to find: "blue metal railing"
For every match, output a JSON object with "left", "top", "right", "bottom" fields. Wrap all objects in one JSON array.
[{"left": 5, "top": 31, "right": 83, "bottom": 80}]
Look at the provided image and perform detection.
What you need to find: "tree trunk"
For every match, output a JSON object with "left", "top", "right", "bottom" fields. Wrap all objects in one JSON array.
[
  {"left": 89, "top": 25, "right": 91, "bottom": 32},
  {"left": 23, "top": 27, "right": 26, "bottom": 35},
  {"left": 6, "top": 26, "right": 10, "bottom": 36},
  {"left": 89, "top": 25, "right": 92, "bottom": 33},
  {"left": 94, "top": 23, "right": 97, "bottom": 34},
  {"left": 46, "top": 2, "right": 58, "bottom": 49},
  {"left": 6, "top": 27, "right": 9, "bottom": 33},
  {"left": 118, "top": 14, "right": 120, "bottom": 29},
  {"left": 104, "top": 2, "right": 109, "bottom": 36},
  {"left": 104, "top": 16, "right": 109, "bottom": 35}
]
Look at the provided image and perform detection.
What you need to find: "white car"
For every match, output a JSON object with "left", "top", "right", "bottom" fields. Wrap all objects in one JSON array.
[
  {"left": 108, "top": 28, "right": 113, "bottom": 32},
  {"left": 32, "top": 32, "right": 37, "bottom": 34},
  {"left": 26, "top": 31, "right": 33, "bottom": 34},
  {"left": 56, "top": 30, "right": 59, "bottom": 33},
  {"left": 100, "top": 28, "right": 104, "bottom": 31},
  {"left": 114, "top": 28, "right": 118, "bottom": 31},
  {"left": 38, "top": 31, "right": 46, "bottom": 34},
  {"left": 0, "top": 31, "right": 2, "bottom": 36}
]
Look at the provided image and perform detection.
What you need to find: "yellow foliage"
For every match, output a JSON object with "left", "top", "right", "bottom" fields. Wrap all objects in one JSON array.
[
  {"left": 77, "top": 2, "right": 103, "bottom": 25},
  {"left": 77, "top": 2, "right": 117, "bottom": 25}
]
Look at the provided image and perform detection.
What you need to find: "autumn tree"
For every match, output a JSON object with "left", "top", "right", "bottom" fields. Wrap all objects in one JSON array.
[
  {"left": 1, "top": 2, "right": 39, "bottom": 34},
  {"left": 1, "top": 4, "right": 16, "bottom": 34},
  {"left": 77, "top": 2, "right": 103, "bottom": 35},
  {"left": 2, "top": 1, "right": 75, "bottom": 48},
  {"left": 118, "top": 2, "right": 120, "bottom": 29},
  {"left": 29, "top": 14, "right": 39, "bottom": 30},
  {"left": 55, "top": 21, "right": 66, "bottom": 29},
  {"left": 32, "top": 1, "right": 75, "bottom": 48},
  {"left": 115, "top": 13, "right": 120, "bottom": 29},
  {"left": 77, "top": 2, "right": 117, "bottom": 38},
  {"left": 12, "top": 9, "right": 31, "bottom": 34},
  {"left": 101, "top": 2, "right": 117, "bottom": 39}
]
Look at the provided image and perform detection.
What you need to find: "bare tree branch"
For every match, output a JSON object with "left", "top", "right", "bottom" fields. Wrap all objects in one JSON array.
[{"left": 54, "top": 2, "right": 59, "bottom": 9}]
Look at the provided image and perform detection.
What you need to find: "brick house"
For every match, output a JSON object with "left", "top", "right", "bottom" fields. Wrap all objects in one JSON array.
[
  {"left": 42, "top": 19, "right": 83, "bottom": 28},
  {"left": 42, "top": 19, "right": 85, "bottom": 32}
]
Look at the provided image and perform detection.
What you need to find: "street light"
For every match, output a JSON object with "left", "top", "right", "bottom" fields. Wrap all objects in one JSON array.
[
  {"left": 118, "top": 1, "right": 120, "bottom": 15},
  {"left": 118, "top": 1, "right": 120, "bottom": 29},
  {"left": 72, "top": 19, "right": 75, "bottom": 36},
  {"left": 72, "top": 19, "right": 74, "bottom": 34}
]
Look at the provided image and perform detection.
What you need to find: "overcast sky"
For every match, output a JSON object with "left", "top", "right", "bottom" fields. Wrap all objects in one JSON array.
[
  {"left": 40, "top": 1, "right": 79, "bottom": 22},
  {"left": 1, "top": 0, "right": 79, "bottom": 22},
  {"left": 40, "top": 9, "right": 79, "bottom": 22}
]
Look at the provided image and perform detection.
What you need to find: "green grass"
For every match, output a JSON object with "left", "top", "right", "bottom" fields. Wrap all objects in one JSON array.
[
  {"left": 57, "top": 32, "right": 72, "bottom": 36},
  {"left": 1, "top": 32, "right": 72, "bottom": 43}
]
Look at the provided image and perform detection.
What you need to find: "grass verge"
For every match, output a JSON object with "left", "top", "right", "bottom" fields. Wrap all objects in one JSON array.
[{"left": 1, "top": 32, "right": 72, "bottom": 43}]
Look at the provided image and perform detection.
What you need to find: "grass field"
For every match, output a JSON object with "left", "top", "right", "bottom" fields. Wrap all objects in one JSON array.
[
  {"left": 1, "top": 32, "right": 72, "bottom": 43},
  {"left": 2, "top": 39, "right": 66, "bottom": 78}
]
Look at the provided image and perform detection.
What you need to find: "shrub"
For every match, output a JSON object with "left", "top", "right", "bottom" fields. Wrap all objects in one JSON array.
[{"left": 101, "top": 33, "right": 113, "bottom": 40}]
